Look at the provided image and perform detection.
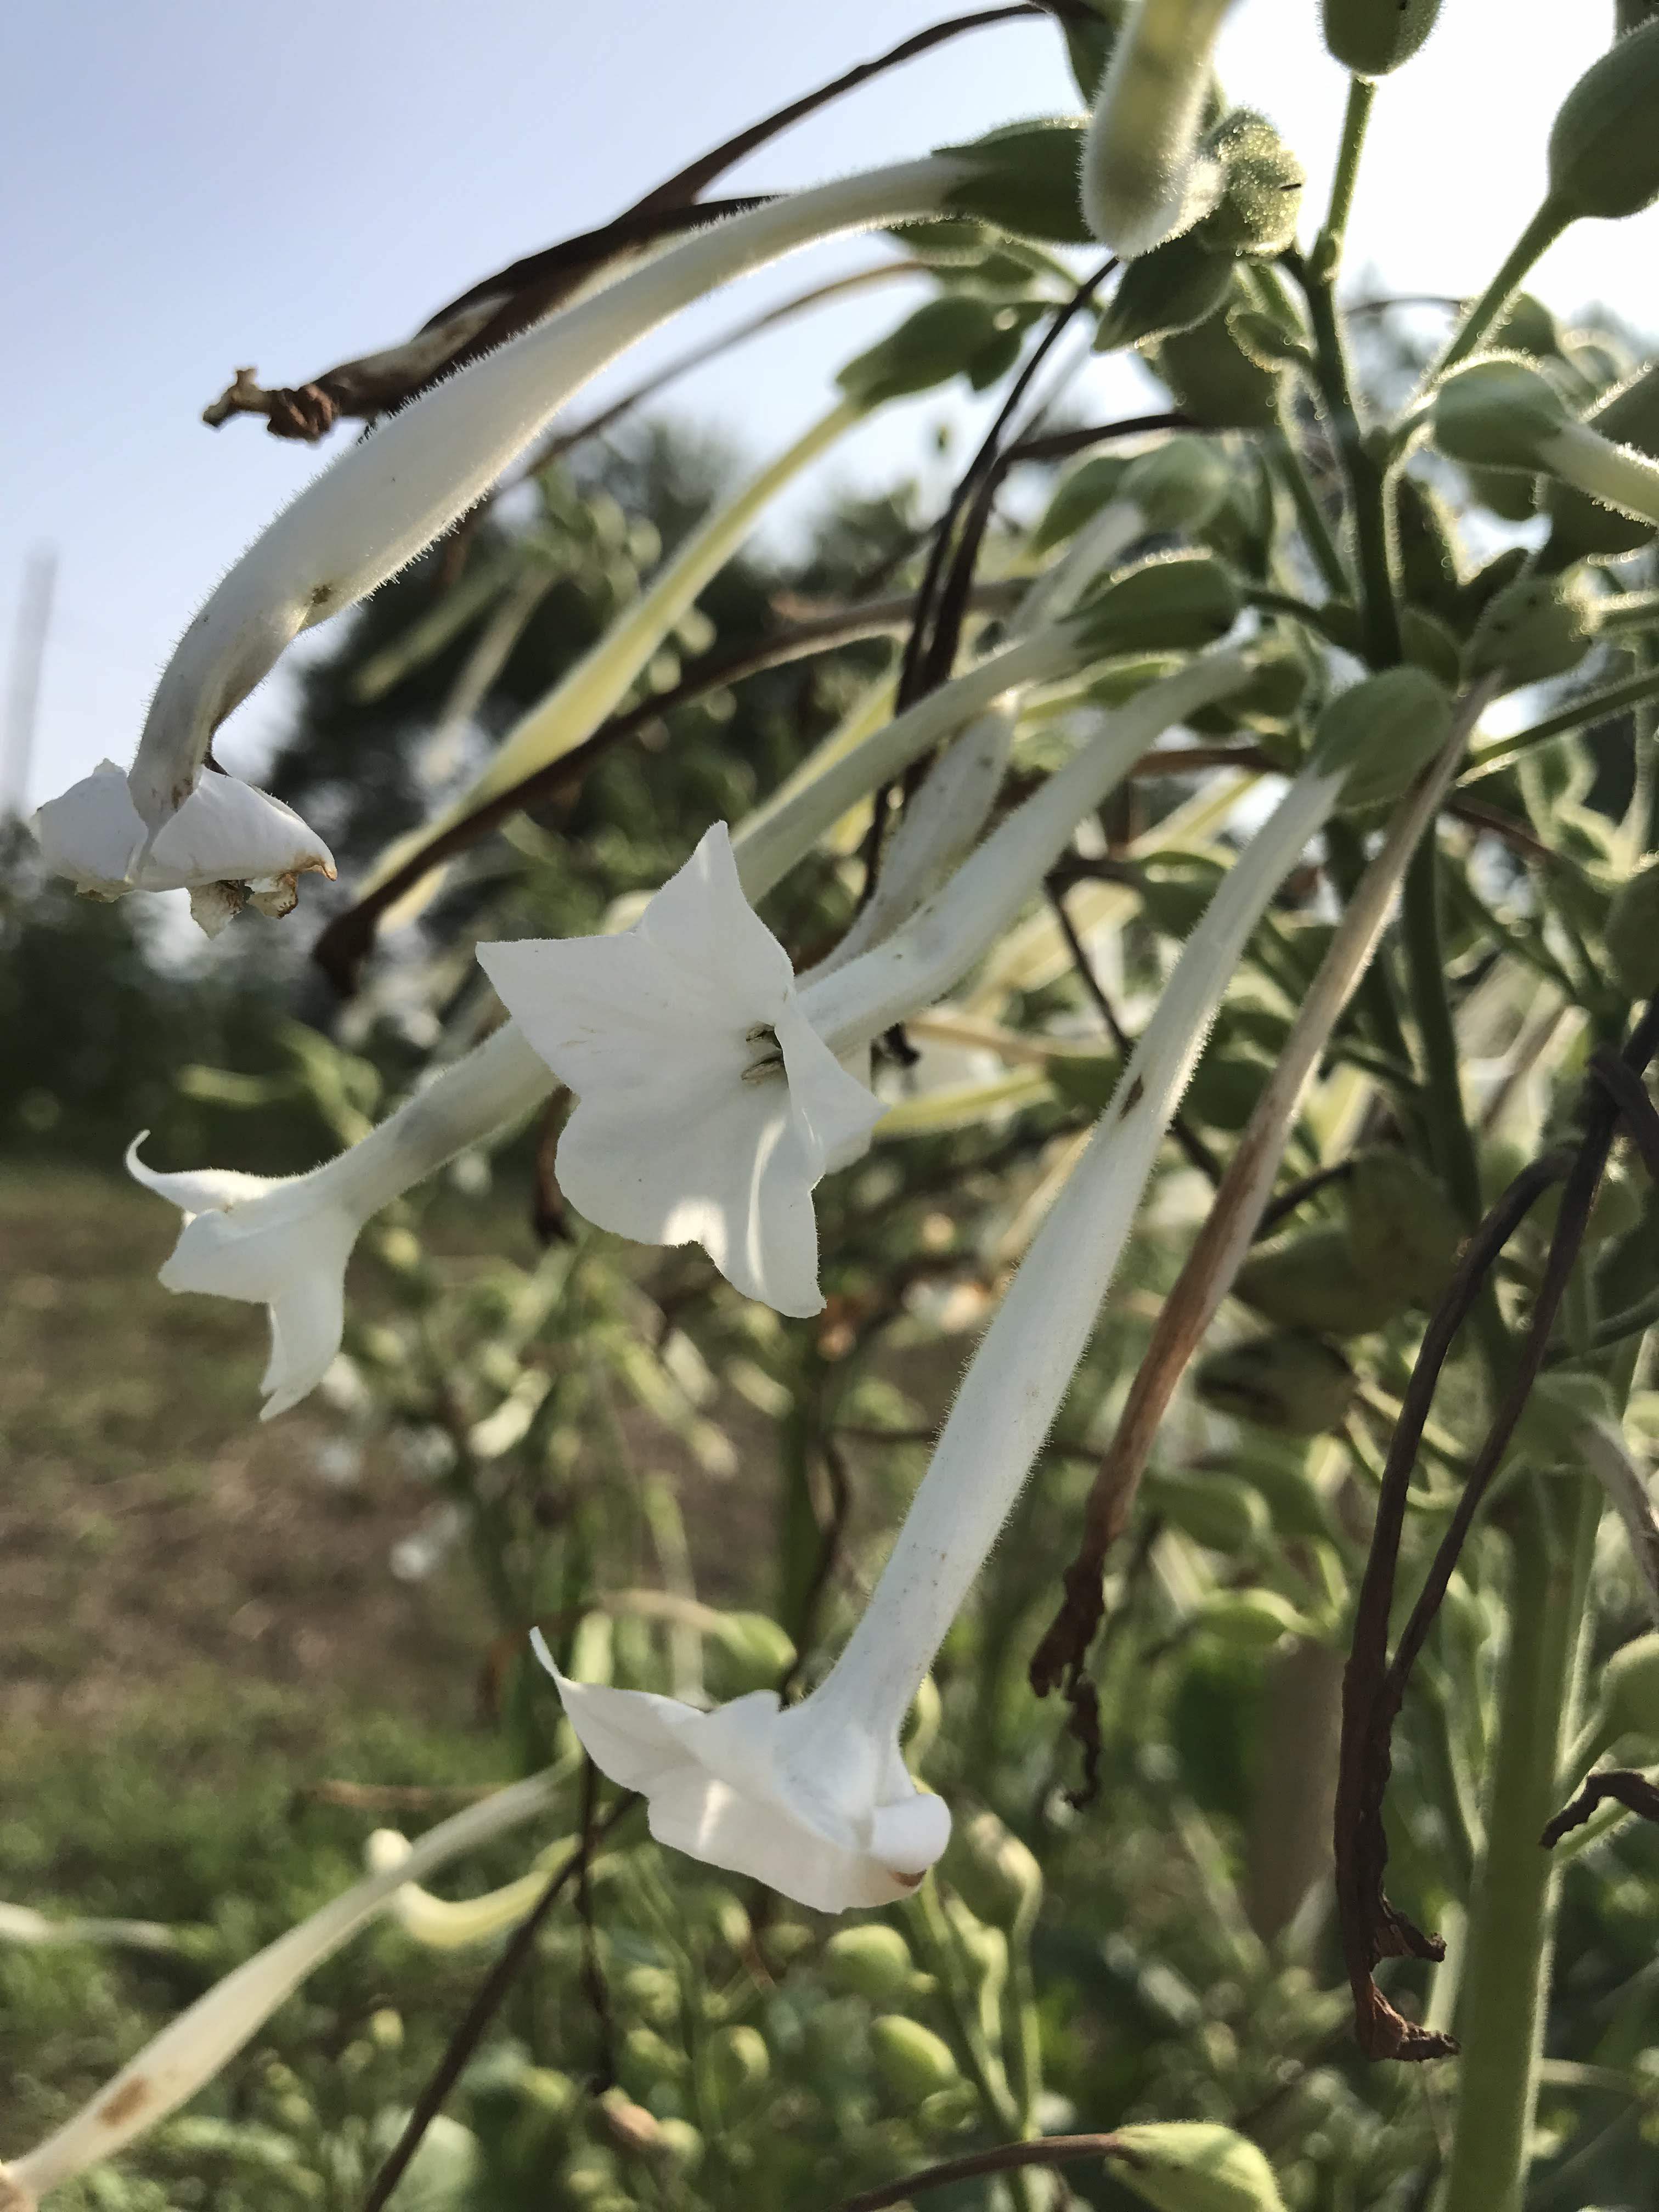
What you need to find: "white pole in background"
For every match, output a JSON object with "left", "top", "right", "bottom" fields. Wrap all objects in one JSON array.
[{"left": 3, "top": 548, "right": 58, "bottom": 821}]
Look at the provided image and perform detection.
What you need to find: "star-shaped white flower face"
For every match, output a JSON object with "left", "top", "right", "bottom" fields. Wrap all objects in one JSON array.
[
  {"left": 532, "top": 1635, "right": 950, "bottom": 1913},
  {"left": 127, "top": 1139, "right": 360, "bottom": 1419},
  {"left": 479, "top": 823, "right": 885, "bottom": 1316}
]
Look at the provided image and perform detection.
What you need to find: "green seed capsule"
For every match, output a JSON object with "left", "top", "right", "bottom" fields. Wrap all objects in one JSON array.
[
  {"left": 1600, "top": 1632, "right": 1659, "bottom": 1743},
  {"left": 1143, "top": 1466, "right": 1273, "bottom": 1553},
  {"left": 705, "top": 2025, "right": 770, "bottom": 2118},
  {"left": 938, "top": 119, "right": 1096, "bottom": 246},
  {"left": 1234, "top": 1228, "right": 1415, "bottom": 1338},
  {"left": 945, "top": 1808, "right": 1045, "bottom": 1932},
  {"left": 1095, "top": 232, "right": 1238, "bottom": 353},
  {"left": 1606, "top": 859, "right": 1659, "bottom": 998},
  {"left": 838, "top": 297, "right": 1023, "bottom": 408},
  {"left": 1345, "top": 1150, "right": 1462, "bottom": 1306},
  {"left": 825, "top": 1923, "right": 918, "bottom": 2002},
  {"left": 1548, "top": 20, "right": 1659, "bottom": 222},
  {"left": 1465, "top": 572, "right": 1599, "bottom": 690},
  {"left": 1195, "top": 1332, "right": 1357, "bottom": 1435},
  {"left": 1152, "top": 296, "right": 1285, "bottom": 428},
  {"left": 1319, "top": 0, "right": 1442, "bottom": 76},
  {"left": 1433, "top": 355, "right": 1571, "bottom": 473},
  {"left": 1119, "top": 436, "right": 1235, "bottom": 532},
  {"left": 870, "top": 2017, "right": 961, "bottom": 2103},
  {"left": 1198, "top": 110, "right": 1306, "bottom": 260},
  {"left": 1311, "top": 665, "right": 1457, "bottom": 813},
  {"left": 1197, "top": 1587, "right": 1310, "bottom": 1649},
  {"left": 1546, "top": 360, "right": 1659, "bottom": 563},
  {"left": 1070, "top": 551, "right": 1243, "bottom": 656}
]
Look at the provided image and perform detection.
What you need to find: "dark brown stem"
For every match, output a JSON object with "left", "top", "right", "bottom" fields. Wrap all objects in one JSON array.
[{"left": 834, "top": 2131, "right": 1137, "bottom": 2212}]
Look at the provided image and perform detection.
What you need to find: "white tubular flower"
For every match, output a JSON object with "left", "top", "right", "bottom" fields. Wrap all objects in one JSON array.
[
  {"left": 1081, "top": 0, "right": 1238, "bottom": 257},
  {"left": 481, "top": 654, "right": 1250, "bottom": 1317},
  {"left": 479, "top": 824, "right": 887, "bottom": 1318},
  {"left": 52, "top": 161, "right": 965, "bottom": 893},
  {"left": 128, "top": 1023, "right": 553, "bottom": 1418},
  {"left": 2, "top": 1771, "right": 561, "bottom": 2202},
  {"left": 538, "top": 749, "right": 1345, "bottom": 1913},
  {"left": 32, "top": 761, "right": 335, "bottom": 936}
]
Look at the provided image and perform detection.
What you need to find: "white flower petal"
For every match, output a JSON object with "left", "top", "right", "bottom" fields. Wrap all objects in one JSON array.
[
  {"left": 635, "top": 822, "right": 794, "bottom": 1009},
  {"left": 537, "top": 1647, "right": 947, "bottom": 1914},
  {"left": 31, "top": 761, "right": 147, "bottom": 895},
  {"left": 126, "top": 1133, "right": 278, "bottom": 1216},
  {"left": 478, "top": 932, "right": 749, "bottom": 1094},
  {"left": 556, "top": 1076, "right": 825, "bottom": 1315},
  {"left": 143, "top": 772, "right": 335, "bottom": 893},
  {"left": 775, "top": 1002, "right": 885, "bottom": 1180}
]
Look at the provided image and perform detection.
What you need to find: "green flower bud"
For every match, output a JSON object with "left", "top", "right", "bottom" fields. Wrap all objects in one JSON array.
[
  {"left": 1185, "top": 643, "right": 1310, "bottom": 736},
  {"left": 703, "top": 1611, "right": 795, "bottom": 1700},
  {"left": 1606, "top": 859, "right": 1659, "bottom": 997},
  {"left": 1434, "top": 356, "right": 1571, "bottom": 473},
  {"left": 704, "top": 2024, "right": 770, "bottom": 2119},
  {"left": 1197, "top": 1587, "right": 1311, "bottom": 1650},
  {"left": 869, "top": 2016, "right": 961, "bottom": 2103},
  {"left": 1198, "top": 110, "right": 1306, "bottom": 261},
  {"left": 1345, "top": 1150, "right": 1462, "bottom": 1306},
  {"left": 1493, "top": 292, "right": 1564, "bottom": 359},
  {"left": 1144, "top": 1466, "right": 1273, "bottom": 1553},
  {"left": 654, "top": 2119, "right": 704, "bottom": 2175},
  {"left": 520, "top": 2067, "right": 580, "bottom": 2124},
  {"left": 1095, "top": 232, "right": 1238, "bottom": 353},
  {"left": 1071, "top": 552, "right": 1242, "bottom": 656},
  {"left": 1598, "top": 1632, "right": 1659, "bottom": 1745},
  {"left": 1195, "top": 1332, "right": 1357, "bottom": 1435},
  {"left": 1222, "top": 1441, "right": 1335, "bottom": 1541},
  {"left": 618, "top": 1965, "right": 680, "bottom": 2029},
  {"left": 1106, "top": 2119, "right": 1290, "bottom": 2210},
  {"left": 618, "top": 2027, "right": 686, "bottom": 2103},
  {"left": 918, "top": 2084, "right": 981, "bottom": 2137},
  {"left": 1546, "top": 359, "right": 1659, "bottom": 563},
  {"left": 1030, "top": 454, "right": 1131, "bottom": 552},
  {"left": 1319, "top": 0, "right": 1442, "bottom": 76},
  {"left": 1548, "top": 20, "right": 1659, "bottom": 223},
  {"left": 1311, "top": 666, "right": 1456, "bottom": 814},
  {"left": 1465, "top": 571, "right": 1598, "bottom": 690},
  {"left": 1466, "top": 462, "right": 1542, "bottom": 524},
  {"left": 1119, "top": 436, "right": 1234, "bottom": 533},
  {"left": 1234, "top": 1228, "right": 1415, "bottom": 1338},
  {"left": 1152, "top": 298, "right": 1285, "bottom": 429},
  {"left": 945, "top": 1808, "right": 1045, "bottom": 1932},
  {"left": 1459, "top": 544, "right": 1533, "bottom": 628},
  {"left": 938, "top": 119, "right": 1095, "bottom": 247},
  {"left": 1227, "top": 307, "right": 1313, "bottom": 374},
  {"left": 825, "top": 1923, "right": 918, "bottom": 2002},
  {"left": 838, "top": 297, "right": 1025, "bottom": 408}
]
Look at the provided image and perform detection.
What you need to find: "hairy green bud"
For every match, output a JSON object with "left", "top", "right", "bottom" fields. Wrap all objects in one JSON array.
[
  {"left": 1234, "top": 1228, "right": 1415, "bottom": 1338},
  {"left": 1144, "top": 1466, "right": 1273, "bottom": 1553},
  {"left": 1546, "top": 359, "right": 1659, "bottom": 562},
  {"left": 1599, "top": 1632, "right": 1659, "bottom": 1744},
  {"left": 1096, "top": 232, "right": 1238, "bottom": 352},
  {"left": 1606, "top": 859, "right": 1659, "bottom": 998},
  {"left": 939, "top": 119, "right": 1096, "bottom": 246},
  {"left": 870, "top": 2016, "right": 961, "bottom": 2103},
  {"left": 1199, "top": 110, "right": 1306, "bottom": 259},
  {"left": 1107, "top": 2120, "right": 1290, "bottom": 2210},
  {"left": 1548, "top": 20, "right": 1659, "bottom": 222},
  {"left": 1433, "top": 356, "right": 1571, "bottom": 472},
  {"left": 1319, "top": 0, "right": 1442, "bottom": 76},
  {"left": 1466, "top": 462, "right": 1542, "bottom": 524},
  {"left": 1311, "top": 666, "right": 1457, "bottom": 812},
  {"left": 1070, "top": 551, "right": 1243, "bottom": 656},
  {"left": 824, "top": 1923, "right": 918, "bottom": 2001},
  {"left": 1492, "top": 291, "right": 1564, "bottom": 359},
  {"left": 1030, "top": 454, "right": 1131, "bottom": 552},
  {"left": 1195, "top": 1332, "right": 1357, "bottom": 1434},
  {"left": 1465, "top": 571, "right": 1598, "bottom": 689},
  {"left": 946, "top": 1808, "right": 1045, "bottom": 1932},
  {"left": 838, "top": 297, "right": 1025, "bottom": 407},
  {"left": 1152, "top": 298, "right": 1285, "bottom": 428},
  {"left": 1345, "top": 1150, "right": 1462, "bottom": 1305},
  {"left": 1392, "top": 475, "right": 1465, "bottom": 626}
]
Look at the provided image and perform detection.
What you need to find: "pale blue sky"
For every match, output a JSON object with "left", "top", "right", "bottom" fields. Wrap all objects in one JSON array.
[{"left": 3, "top": 0, "right": 1653, "bottom": 812}]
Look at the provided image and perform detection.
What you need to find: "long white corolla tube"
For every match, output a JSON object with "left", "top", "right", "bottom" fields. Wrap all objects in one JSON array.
[
  {"left": 120, "top": 157, "right": 967, "bottom": 830},
  {"left": 2, "top": 1770, "right": 563, "bottom": 2202}
]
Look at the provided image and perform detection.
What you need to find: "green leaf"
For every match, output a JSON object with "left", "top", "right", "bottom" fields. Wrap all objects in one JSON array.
[{"left": 1109, "top": 2123, "right": 1289, "bottom": 2212}]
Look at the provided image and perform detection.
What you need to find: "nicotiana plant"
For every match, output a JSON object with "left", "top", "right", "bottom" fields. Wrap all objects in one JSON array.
[{"left": 19, "top": 4, "right": 1659, "bottom": 2210}]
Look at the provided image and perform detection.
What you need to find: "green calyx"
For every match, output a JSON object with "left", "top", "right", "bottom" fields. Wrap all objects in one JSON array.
[
  {"left": 1310, "top": 665, "right": 1457, "bottom": 812},
  {"left": 1319, "top": 0, "right": 1443, "bottom": 77},
  {"left": 1198, "top": 110, "right": 1306, "bottom": 260},
  {"left": 1153, "top": 293, "right": 1286, "bottom": 428},
  {"left": 936, "top": 117, "right": 1096, "bottom": 246},
  {"left": 837, "top": 296, "right": 1032, "bottom": 408},
  {"left": 1464, "top": 572, "right": 1598, "bottom": 690},
  {"left": 1545, "top": 358, "right": 1659, "bottom": 562},
  {"left": 1432, "top": 355, "right": 1572, "bottom": 473},
  {"left": 1119, "top": 436, "right": 1234, "bottom": 533},
  {"left": 1548, "top": 19, "right": 1659, "bottom": 222},
  {"left": 1030, "top": 453, "right": 1132, "bottom": 552},
  {"left": 1096, "top": 231, "right": 1237, "bottom": 351},
  {"left": 1194, "top": 1331, "right": 1357, "bottom": 1435},
  {"left": 1069, "top": 551, "right": 1243, "bottom": 657}
]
